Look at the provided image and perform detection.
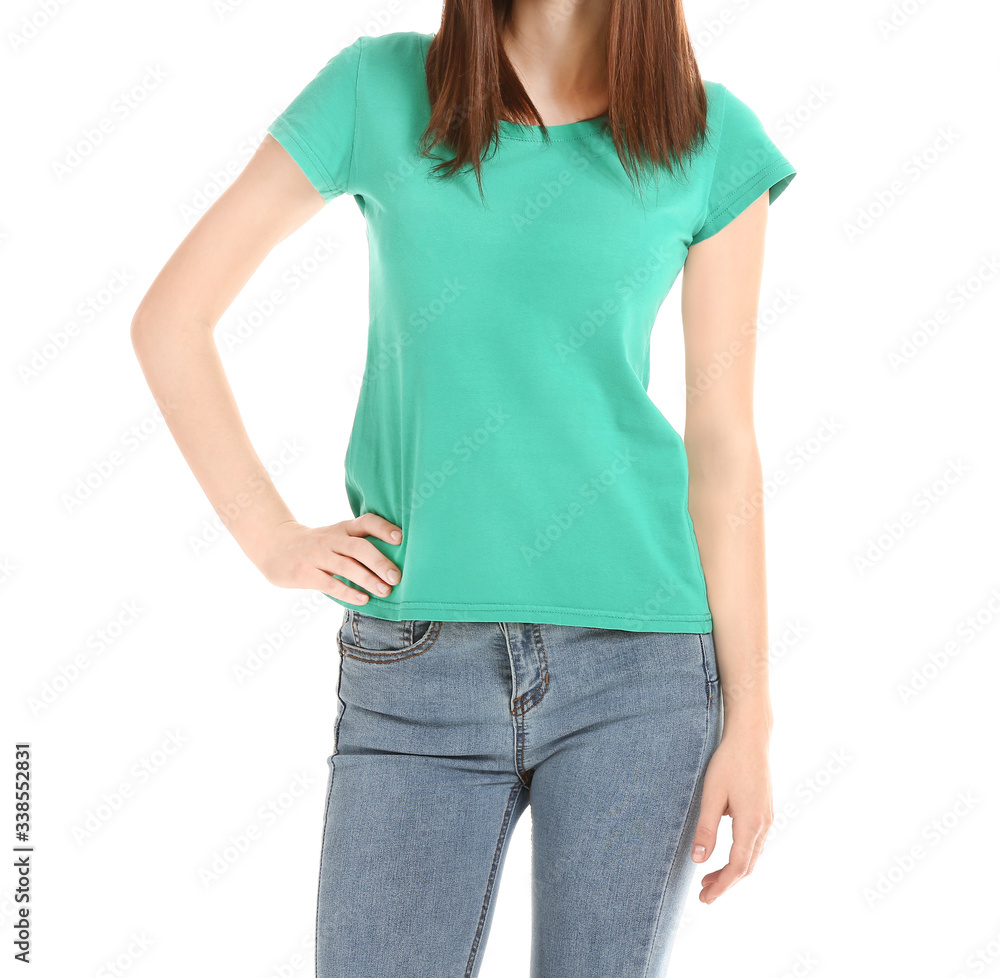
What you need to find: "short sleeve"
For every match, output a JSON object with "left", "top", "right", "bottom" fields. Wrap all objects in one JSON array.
[
  {"left": 690, "top": 85, "right": 797, "bottom": 245},
  {"left": 266, "top": 36, "right": 365, "bottom": 202}
]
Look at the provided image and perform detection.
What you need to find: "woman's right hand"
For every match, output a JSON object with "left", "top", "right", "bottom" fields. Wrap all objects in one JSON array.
[{"left": 249, "top": 513, "right": 403, "bottom": 604}]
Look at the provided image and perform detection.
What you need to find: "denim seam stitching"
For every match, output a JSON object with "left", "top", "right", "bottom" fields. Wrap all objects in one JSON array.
[
  {"left": 698, "top": 633, "right": 717, "bottom": 708},
  {"left": 316, "top": 650, "right": 345, "bottom": 978},
  {"left": 518, "top": 711, "right": 533, "bottom": 786},
  {"left": 314, "top": 760, "right": 336, "bottom": 978},
  {"left": 340, "top": 620, "right": 443, "bottom": 662},
  {"left": 511, "top": 624, "right": 551, "bottom": 716},
  {"left": 464, "top": 783, "right": 524, "bottom": 977},
  {"left": 640, "top": 679, "right": 715, "bottom": 978},
  {"left": 512, "top": 683, "right": 545, "bottom": 716}
]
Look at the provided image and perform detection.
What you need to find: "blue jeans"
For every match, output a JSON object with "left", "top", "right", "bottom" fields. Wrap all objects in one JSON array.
[{"left": 317, "top": 610, "right": 723, "bottom": 977}]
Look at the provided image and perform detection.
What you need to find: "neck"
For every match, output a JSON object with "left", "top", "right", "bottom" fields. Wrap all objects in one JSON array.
[{"left": 501, "top": 0, "right": 611, "bottom": 105}]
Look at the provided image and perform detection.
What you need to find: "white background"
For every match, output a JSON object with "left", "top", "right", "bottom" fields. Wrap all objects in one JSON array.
[{"left": 3, "top": 0, "right": 999, "bottom": 975}]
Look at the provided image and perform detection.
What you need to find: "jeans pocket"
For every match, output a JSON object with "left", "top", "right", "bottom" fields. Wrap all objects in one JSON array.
[
  {"left": 338, "top": 608, "right": 442, "bottom": 662},
  {"left": 699, "top": 632, "right": 720, "bottom": 707}
]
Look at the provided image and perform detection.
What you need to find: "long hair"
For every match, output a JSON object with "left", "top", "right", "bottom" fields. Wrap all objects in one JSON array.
[{"left": 420, "top": 0, "right": 708, "bottom": 198}]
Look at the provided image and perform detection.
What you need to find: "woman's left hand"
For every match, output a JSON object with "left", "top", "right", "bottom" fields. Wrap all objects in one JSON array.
[{"left": 689, "top": 728, "right": 773, "bottom": 904}]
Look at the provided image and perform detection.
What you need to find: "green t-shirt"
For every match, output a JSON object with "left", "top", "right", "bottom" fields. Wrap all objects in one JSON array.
[{"left": 267, "top": 30, "right": 796, "bottom": 633}]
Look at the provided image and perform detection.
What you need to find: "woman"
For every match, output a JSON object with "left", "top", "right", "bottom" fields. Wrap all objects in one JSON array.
[{"left": 131, "top": 0, "right": 796, "bottom": 974}]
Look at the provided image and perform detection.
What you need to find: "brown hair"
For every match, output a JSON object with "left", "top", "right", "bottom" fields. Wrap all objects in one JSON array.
[{"left": 420, "top": 0, "right": 708, "bottom": 197}]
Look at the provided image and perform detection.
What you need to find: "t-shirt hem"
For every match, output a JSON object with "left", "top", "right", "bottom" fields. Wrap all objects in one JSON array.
[
  {"left": 267, "top": 117, "right": 343, "bottom": 201},
  {"left": 323, "top": 592, "right": 713, "bottom": 634},
  {"left": 690, "top": 156, "right": 797, "bottom": 244}
]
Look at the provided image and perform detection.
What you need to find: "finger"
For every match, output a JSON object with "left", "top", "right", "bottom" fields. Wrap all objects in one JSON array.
[
  {"left": 698, "top": 868, "right": 724, "bottom": 888},
  {"left": 701, "top": 857, "right": 744, "bottom": 904},
  {"left": 702, "top": 819, "right": 762, "bottom": 903},
  {"left": 301, "top": 567, "right": 372, "bottom": 605},
  {"left": 318, "top": 549, "right": 398, "bottom": 598},
  {"left": 745, "top": 823, "right": 771, "bottom": 877},
  {"left": 691, "top": 781, "right": 728, "bottom": 864},
  {"left": 348, "top": 511, "right": 403, "bottom": 544},
  {"left": 336, "top": 536, "right": 402, "bottom": 592}
]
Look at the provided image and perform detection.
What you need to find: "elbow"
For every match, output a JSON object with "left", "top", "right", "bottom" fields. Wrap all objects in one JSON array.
[
  {"left": 129, "top": 303, "right": 201, "bottom": 355},
  {"left": 129, "top": 315, "right": 145, "bottom": 354},
  {"left": 130, "top": 302, "right": 155, "bottom": 354}
]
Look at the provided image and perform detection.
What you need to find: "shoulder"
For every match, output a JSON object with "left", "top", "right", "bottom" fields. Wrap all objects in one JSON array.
[
  {"left": 354, "top": 30, "right": 431, "bottom": 65},
  {"left": 699, "top": 80, "right": 775, "bottom": 147},
  {"left": 693, "top": 80, "right": 726, "bottom": 146},
  {"left": 701, "top": 79, "right": 728, "bottom": 104},
  {"left": 700, "top": 80, "right": 730, "bottom": 126},
  {"left": 347, "top": 32, "right": 432, "bottom": 141},
  {"left": 703, "top": 81, "right": 774, "bottom": 132},
  {"left": 349, "top": 30, "right": 431, "bottom": 97},
  {"left": 700, "top": 80, "right": 729, "bottom": 109}
]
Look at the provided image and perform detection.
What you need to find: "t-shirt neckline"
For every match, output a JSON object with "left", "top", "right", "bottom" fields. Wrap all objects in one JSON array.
[
  {"left": 417, "top": 32, "right": 610, "bottom": 143},
  {"left": 497, "top": 113, "right": 609, "bottom": 141}
]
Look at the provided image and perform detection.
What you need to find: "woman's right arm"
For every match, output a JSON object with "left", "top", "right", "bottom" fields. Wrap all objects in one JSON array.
[{"left": 129, "top": 134, "right": 401, "bottom": 605}]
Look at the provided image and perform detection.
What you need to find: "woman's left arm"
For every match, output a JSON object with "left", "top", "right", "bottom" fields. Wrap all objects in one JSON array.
[{"left": 680, "top": 190, "right": 775, "bottom": 905}]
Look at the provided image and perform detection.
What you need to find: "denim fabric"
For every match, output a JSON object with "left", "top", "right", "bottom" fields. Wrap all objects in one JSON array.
[{"left": 316, "top": 609, "right": 723, "bottom": 977}]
